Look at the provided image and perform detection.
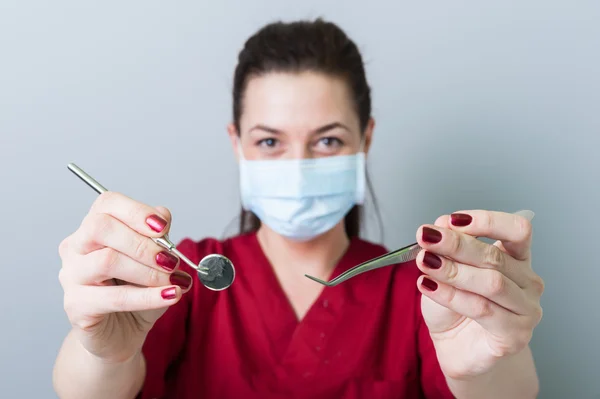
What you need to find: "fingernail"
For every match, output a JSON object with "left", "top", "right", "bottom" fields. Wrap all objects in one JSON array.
[
  {"left": 161, "top": 287, "right": 177, "bottom": 300},
  {"left": 170, "top": 272, "right": 192, "bottom": 290},
  {"left": 156, "top": 251, "right": 178, "bottom": 271},
  {"left": 423, "top": 251, "right": 442, "bottom": 269},
  {"left": 146, "top": 214, "right": 167, "bottom": 233},
  {"left": 421, "top": 277, "right": 438, "bottom": 291},
  {"left": 451, "top": 213, "right": 472, "bottom": 227},
  {"left": 422, "top": 227, "right": 442, "bottom": 244}
]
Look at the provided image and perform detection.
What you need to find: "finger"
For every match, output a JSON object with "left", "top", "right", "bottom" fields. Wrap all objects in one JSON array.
[
  {"left": 75, "top": 284, "right": 184, "bottom": 314},
  {"left": 68, "top": 249, "right": 193, "bottom": 291},
  {"left": 416, "top": 250, "right": 532, "bottom": 315},
  {"left": 447, "top": 210, "right": 532, "bottom": 260},
  {"left": 434, "top": 214, "right": 450, "bottom": 229},
  {"left": 153, "top": 206, "right": 172, "bottom": 224},
  {"left": 418, "top": 223, "right": 508, "bottom": 269},
  {"left": 90, "top": 192, "right": 172, "bottom": 238},
  {"left": 494, "top": 241, "right": 546, "bottom": 296},
  {"left": 71, "top": 213, "right": 180, "bottom": 274},
  {"left": 417, "top": 275, "right": 527, "bottom": 340},
  {"left": 416, "top": 224, "right": 532, "bottom": 288}
]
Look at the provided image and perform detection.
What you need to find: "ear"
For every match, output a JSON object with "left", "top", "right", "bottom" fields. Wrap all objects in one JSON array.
[
  {"left": 362, "top": 117, "right": 375, "bottom": 155},
  {"left": 227, "top": 123, "right": 240, "bottom": 160}
]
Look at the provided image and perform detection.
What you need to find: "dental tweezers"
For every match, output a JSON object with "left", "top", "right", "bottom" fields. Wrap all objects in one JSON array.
[{"left": 304, "top": 209, "right": 535, "bottom": 287}]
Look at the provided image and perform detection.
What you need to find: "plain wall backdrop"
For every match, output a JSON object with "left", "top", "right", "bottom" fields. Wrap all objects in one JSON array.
[{"left": 1, "top": 0, "right": 598, "bottom": 398}]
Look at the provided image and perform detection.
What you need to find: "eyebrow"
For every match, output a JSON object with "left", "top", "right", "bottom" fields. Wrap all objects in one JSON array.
[{"left": 249, "top": 122, "right": 351, "bottom": 135}]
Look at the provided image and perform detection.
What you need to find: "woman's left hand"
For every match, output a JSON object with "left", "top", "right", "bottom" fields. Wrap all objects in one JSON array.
[{"left": 415, "top": 210, "right": 544, "bottom": 380}]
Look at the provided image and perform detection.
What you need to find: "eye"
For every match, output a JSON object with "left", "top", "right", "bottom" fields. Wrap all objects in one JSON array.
[
  {"left": 256, "top": 138, "right": 279, "bottom": 148},
  {"left": 322, "top": 137, "right": 342, "bottom": 146},
  {"left": 316, "top": 137, "right": 344, "bottom": 150}
]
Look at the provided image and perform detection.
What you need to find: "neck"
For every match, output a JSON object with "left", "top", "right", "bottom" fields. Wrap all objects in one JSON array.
[{"left": 256, "top": 222, "right": 351, "bottom": 279}]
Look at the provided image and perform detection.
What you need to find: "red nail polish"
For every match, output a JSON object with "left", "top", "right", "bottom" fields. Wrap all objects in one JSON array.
[
  {"left": 156, "top": 251, "right": 178, "bottom": 271},
  {"left": 146, "top": 214, "right": 167, "bottom": 233},
  {"left": 451, "top": 213, "right": 472, "bottom": 227},
  {"left": 423, "top": 251, "right": 442, "bottom": 269},
  {"left": 170, "top": 272, "right": 192, "bottom": 290},
  {"left": 422, "top": 227, "right": 442, "bottom": 244},
  {"left": 161, "top": 287, "right": 177, "bottom": 300},
  {"left": 421, "top": 277, "right": 438, "bottom": 291}
]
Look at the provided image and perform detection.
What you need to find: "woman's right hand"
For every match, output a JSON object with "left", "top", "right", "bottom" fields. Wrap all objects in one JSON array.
[{"left": 57, "top": 192, "right": 193, "bottom": 364}]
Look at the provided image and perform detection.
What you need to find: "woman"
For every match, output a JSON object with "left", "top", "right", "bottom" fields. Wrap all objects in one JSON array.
[{"left": 53, "top": 19, "right": 543, "bottom": 399}]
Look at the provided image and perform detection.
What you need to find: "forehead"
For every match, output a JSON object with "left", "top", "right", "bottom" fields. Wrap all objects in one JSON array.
[{"left": 239, "top": 71, "right": 359, "bottom": 132}]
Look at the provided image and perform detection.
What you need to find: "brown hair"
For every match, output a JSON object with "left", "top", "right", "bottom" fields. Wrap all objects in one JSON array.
[{"left": 232, "top": 18, "right": 380, "bottom": 238}]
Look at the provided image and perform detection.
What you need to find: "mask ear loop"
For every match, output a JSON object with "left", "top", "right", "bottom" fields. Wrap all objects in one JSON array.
[
  {"left": 236, "top": 136, "right": 251, "bottom": 209},
  {"left": 358, "top": 133, "right": 367, "bottom": 154},
  {"left": 356, "top": 134, "right": 367, "bottom": 205},
  {"left": 236, "top": 136, "right": 247, "bottom": 161}
]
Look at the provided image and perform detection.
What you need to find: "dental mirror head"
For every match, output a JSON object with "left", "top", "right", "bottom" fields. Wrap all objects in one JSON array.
[{"left": 197, "top": 254, "right": 236, "bottom": 291}]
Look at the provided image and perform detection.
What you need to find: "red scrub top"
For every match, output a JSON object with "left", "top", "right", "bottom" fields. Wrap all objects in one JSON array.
[{"left": 138, "top": 232, "right": 454, "bottom": 399}]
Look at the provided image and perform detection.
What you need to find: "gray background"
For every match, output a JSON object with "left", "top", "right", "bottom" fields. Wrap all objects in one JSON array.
[{"left": 1, "top": 0, "right": 598, "bottom": 398}]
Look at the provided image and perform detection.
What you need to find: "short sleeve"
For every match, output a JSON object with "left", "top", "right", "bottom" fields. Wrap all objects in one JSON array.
[
  {"left": 135, "top": 238, "right": 202, "bottom": 399},
  {"left": 416, "top": 296, "right": 455, "bottom": 398}
]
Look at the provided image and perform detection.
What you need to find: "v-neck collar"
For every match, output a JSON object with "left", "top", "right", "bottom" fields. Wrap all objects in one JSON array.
[{"left": 244, "top": 232, "right": 360, "bottom": 364}]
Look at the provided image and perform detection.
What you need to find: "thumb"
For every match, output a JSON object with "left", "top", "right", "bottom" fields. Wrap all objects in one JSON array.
[{"left": 137, "top": 307, "right": 171, "bottom": 330}]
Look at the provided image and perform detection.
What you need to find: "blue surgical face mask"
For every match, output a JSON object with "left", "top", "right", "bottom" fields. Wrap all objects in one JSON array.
[{"left": 238, "top": 140, "right": 366, "bottom": 241}]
